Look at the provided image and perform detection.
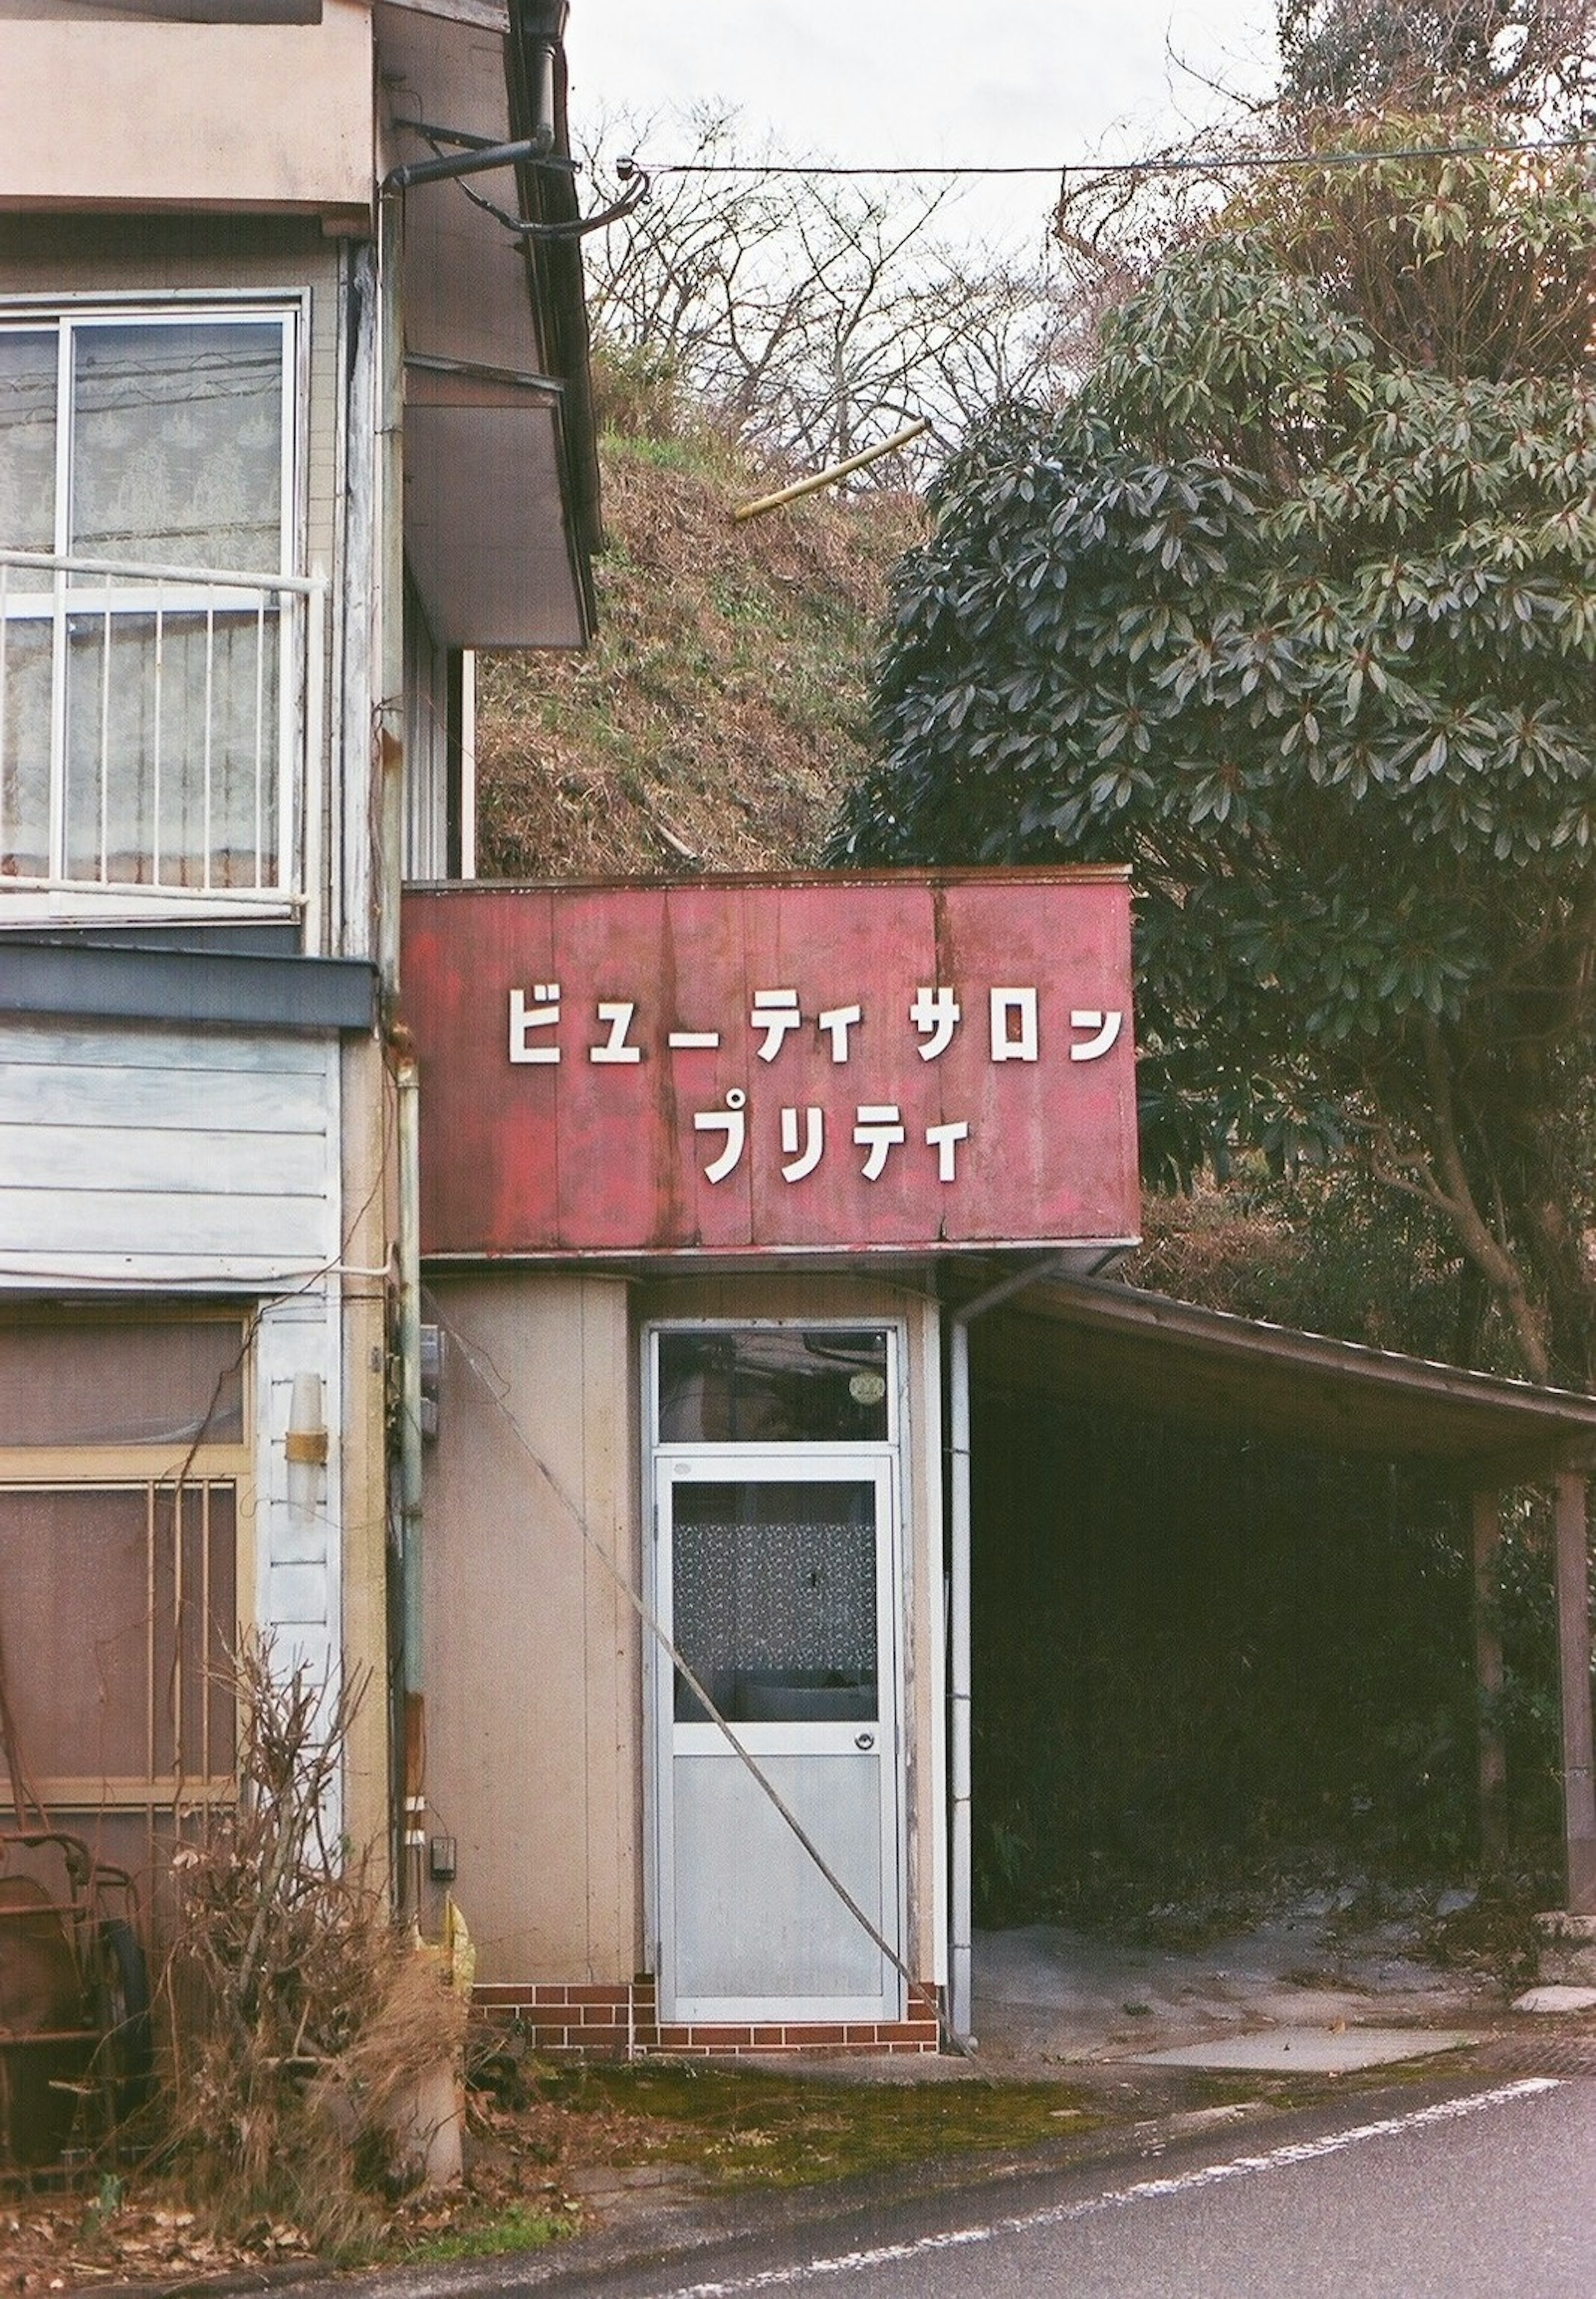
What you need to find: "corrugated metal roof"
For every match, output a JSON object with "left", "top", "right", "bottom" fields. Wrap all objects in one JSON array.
[{"left": 978, "top": 1276, "right": 1596, "bottom": 1478}]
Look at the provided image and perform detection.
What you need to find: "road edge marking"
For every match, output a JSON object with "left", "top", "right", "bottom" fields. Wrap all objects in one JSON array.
[{"left": 663, "top": 2078, "right": 1563, "bottom": 2295}]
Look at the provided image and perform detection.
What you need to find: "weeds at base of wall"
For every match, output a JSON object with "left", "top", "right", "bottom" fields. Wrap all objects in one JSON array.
[{"left": 157, "top": 1644, "right": 466, "bottom": 2260}]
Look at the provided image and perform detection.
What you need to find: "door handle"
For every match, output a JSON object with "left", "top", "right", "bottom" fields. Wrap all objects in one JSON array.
[{"left": 855, "top": 1731, "right": 875, "bottom": 1751}]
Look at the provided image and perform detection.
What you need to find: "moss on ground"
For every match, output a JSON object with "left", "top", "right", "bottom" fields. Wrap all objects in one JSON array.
[
  {"left": 404, "top": 2203, "right": 577, "bottom": 2261},
  {"left": 509, "top": 2062, "right": 1113, "bottom": 2188}
]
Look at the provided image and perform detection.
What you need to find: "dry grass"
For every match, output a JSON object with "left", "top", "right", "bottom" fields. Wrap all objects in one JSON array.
[
  {"left": 475, "top": 427, "right": 924, "bottom": 881},
  {"left": 158, "top": 1648, "right": 464, "bottom": 2257}
]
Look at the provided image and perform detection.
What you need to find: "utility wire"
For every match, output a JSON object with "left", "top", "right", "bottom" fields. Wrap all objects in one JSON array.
[{"left": 619, "top": 131, "right": 1596, "bottom": 185}]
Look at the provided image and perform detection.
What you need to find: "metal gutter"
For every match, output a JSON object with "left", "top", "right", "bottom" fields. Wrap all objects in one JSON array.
[
  {"left": 0, "top": 940, "right": 377, "bottom": 1031},
  {"left": 505, "top": 0, "right": 601, "bottom": 633}
]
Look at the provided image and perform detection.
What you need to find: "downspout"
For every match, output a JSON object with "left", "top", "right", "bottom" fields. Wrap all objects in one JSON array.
[
  {"left": 395, "top": 1035, "right": 425, "bottom": 1914},
  {"left": 377, "top": 176, "right": 421, "bottom": 1909},
  {"left": 946, "top": 1253, "right": 1071, "bottom": 2046},
  {"left": 377, "top": 188, "right": 406, "bottom": 991}
]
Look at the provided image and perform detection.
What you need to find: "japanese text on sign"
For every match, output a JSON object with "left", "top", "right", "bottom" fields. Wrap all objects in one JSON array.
[
  {"left": 507, "top": 985, "right": 1123, "bottom": 1187},
  {"left": 402, "top": 872, "right": 1138, "bottom": 1259}
]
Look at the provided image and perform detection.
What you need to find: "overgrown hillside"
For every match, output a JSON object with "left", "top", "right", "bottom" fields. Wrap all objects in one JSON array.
[{"left": 476, "top": 425, "right": 923, "bottom": 878}]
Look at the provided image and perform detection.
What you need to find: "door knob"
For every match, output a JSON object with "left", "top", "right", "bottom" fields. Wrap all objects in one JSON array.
[{"left": 855, "top": 1731, "right": 875, "bottom": 1750}]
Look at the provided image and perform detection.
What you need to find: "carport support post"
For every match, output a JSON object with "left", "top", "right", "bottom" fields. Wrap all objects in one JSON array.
[
  {"left": 1471, "top": 1488, "right": 1507, "bottom": 1870},
  {"left": 1553, "top": 1470, "right": 1596, "bottom": 1915}
]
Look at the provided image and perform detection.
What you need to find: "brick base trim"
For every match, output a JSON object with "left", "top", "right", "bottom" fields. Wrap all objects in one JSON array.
[{"left": 473, "top": 1976, "right": 942, "bottom": 2058}]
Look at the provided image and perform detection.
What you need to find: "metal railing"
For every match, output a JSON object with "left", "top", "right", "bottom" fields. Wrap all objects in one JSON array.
[{"left": 0, "top": 548, "right": 325, "bottom": 914}]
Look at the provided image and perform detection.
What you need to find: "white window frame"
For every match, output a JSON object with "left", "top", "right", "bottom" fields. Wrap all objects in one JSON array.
[
  {"left": 640, "top": 1318, "right": 911, "bottom": 2013},
  {"left": 0, "top": 296, "right": 314, "bottom": 922}
]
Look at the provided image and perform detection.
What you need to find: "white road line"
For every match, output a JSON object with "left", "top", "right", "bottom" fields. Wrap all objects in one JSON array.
[{"left": 661, "top": 2079, "right": 1562, "bottom": 2297}]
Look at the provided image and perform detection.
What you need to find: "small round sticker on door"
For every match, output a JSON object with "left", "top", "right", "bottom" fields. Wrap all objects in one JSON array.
[{"left": 849, "top": 1371, "right": 887, "bottom": 1406}]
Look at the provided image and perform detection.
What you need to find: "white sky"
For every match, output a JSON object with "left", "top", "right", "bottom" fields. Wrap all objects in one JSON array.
[{"left": 565, "top": 0, "right": 1280, "bottom": 256}]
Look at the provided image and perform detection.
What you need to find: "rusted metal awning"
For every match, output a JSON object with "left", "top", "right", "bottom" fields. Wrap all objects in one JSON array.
[{"left": 978, "top": 1276, "right": 1596, "bottom": 1480}]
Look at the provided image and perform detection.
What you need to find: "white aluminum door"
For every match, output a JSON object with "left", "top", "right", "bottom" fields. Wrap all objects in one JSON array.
[{"left": 655, "top": 1452, "right": 902, "bottom": 2025}]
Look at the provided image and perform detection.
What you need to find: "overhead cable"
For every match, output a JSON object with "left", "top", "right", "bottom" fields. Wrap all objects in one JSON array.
[{"left": 622, "top": 130, "right": 1596, "bottom": 185}]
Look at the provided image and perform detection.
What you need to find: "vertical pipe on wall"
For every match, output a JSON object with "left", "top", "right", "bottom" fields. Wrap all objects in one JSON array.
[
  {"left": 301, "top": 569, "right": 327, "bottom": 954},
  {"left": 396, "top": 1043, "right": 425, "bottom": 1912},
  {"left": 946, "top": 1252, "right": 1070, "bottom": 2045},
  {"left": 1554, "top": 1469, "right": 1596, "bottom": 1915},
  {"left": 948, "top": 1311, "right": 975, "bottom": 2043},
  {"left": 335, "top": 241, "right": 379, "bottom": 957},
  {"left": 378, "top": 181, "right": 418, "bottom": 1906},
  {"left": 377, "top": 193, "right": 407, "bottom": 987},
  {"left": 459, "top": 650, "right": 477, "bottom": 881}
]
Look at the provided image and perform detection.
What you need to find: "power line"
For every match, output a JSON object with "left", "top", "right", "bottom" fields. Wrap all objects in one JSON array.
[{"left": 619, "top": 131, "right": 1596, "bottom": 186}]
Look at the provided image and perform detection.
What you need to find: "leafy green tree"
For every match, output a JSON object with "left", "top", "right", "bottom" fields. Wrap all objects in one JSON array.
[
  {"left": 1277, "top": 0, "right": 1592, "bottom": 121},
  {"left": 834, "top": 128, "right": 1596, "bottom": 1385}
]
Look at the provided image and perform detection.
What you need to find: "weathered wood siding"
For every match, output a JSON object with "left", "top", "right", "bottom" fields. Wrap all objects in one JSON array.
[
  {"left": 0, "top": 1014, "right": 353, "bottom": 1829},
  {"left": 0, "top": 1019, "right": 340, "bottom": 1287},
  {"left": 253, "top": 1287, "right": 344, "bottom": 1762}
]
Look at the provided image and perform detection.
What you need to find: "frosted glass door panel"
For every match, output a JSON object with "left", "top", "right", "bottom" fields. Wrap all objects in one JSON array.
[{"left": 672, "top": 1479, "right": 877, "bottom": 1723}]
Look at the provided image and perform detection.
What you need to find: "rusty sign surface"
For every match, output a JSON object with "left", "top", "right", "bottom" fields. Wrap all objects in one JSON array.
[{"left": 401, "top": 871, "right": 1138, "bottom": 1257}]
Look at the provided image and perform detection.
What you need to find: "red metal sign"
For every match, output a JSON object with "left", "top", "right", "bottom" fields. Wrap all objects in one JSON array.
[{"left": 401, "top": 872, "right": 1138, "bottom": 1258}]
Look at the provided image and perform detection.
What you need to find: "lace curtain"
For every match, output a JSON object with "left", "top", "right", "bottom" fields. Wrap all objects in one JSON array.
[
  {"left": 71, "top": 322, "right": 283, "bottom": 572},
  {"left": 673, "top": 1479, "right": 879, "bottom": 1723},
  {"left": 0, "top": 330, "right": 54, "bottom": 550}
]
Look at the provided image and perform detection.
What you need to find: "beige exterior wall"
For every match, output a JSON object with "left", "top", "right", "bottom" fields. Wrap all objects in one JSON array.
[
  {"left": 339, "top": 1037, "right": 396, "bottom": 1868},
  {"left": 422, "top": 1265, "right": 946, "bottom": 1994},
  {"left": 0, "top": 2, "right": 373, "bottom": 222},
  {"left": 422, "top": 1271, "right": 640, "bottom": 1985}
]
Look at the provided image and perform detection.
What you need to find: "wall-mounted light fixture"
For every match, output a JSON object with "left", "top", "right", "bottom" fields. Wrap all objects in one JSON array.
[{"left": 285, "top": 1371, "right": 329, "bottom": 1523}]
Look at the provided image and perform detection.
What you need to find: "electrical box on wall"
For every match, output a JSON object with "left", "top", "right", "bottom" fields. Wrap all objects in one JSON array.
[{"left": 419, "top": 1322, "right": 444, "bottom": 1441}]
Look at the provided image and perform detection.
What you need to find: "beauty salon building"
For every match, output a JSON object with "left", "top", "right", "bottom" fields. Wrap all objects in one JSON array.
[{"left": 401, "top": 868, "right": 1139, "bottom": 2054}]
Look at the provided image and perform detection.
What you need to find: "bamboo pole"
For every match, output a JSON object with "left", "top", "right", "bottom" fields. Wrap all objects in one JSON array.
[
  {"left": 1471, "top": 1486, "right": 1507, "bottom": 1868},
  {"left": 732, "top": 419, "right": 930, "bottom": 521},
  {"left": 1554, "top": 1469, "right": 1596, "bottom": 1914}
]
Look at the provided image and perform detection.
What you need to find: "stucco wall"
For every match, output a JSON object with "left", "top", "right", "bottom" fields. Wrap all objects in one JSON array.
[
  {"left": 421, "top": 1266, "right": 946, "bottom": 1993},
  {"left": 421, "top": 1271, "right": 640, "bottom": 1984},
  {"left": 0, "top": 2, "right": 372, "bottom": 220}
]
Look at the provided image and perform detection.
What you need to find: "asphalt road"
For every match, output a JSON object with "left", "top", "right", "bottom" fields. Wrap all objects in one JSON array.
[{"left": 502, "top": 2074, "right": 1596, "bottom": 2299}]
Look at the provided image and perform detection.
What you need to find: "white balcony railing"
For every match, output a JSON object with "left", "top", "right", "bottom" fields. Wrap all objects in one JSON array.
[{"left": 0, "top": 548, "right": 325, "bottom": 919}]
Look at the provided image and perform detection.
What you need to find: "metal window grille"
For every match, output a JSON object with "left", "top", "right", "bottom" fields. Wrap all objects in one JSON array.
[{"left": 0, "top": 308, "right": 320, "bottom": 913}]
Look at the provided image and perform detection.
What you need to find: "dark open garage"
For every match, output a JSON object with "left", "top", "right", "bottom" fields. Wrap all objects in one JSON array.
[{"left": 967, "top": 1279, "right": 1596, "bottom": 1942}]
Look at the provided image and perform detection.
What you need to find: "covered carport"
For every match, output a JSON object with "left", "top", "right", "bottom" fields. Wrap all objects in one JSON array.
[{"left": 958, "top": 1277, "right": 1596, "bottom": 2027}]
